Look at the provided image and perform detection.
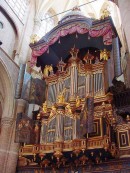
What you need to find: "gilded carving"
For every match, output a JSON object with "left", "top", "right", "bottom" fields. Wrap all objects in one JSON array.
[{"left": 30, "top": 34, "right": 40, "bottom": 44}]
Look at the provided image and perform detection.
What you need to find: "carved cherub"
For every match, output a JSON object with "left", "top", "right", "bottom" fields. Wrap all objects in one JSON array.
[
  {"left": 65, "top": 103, "right": 72, "bottom": 114},
  {"left": 43, "top": 65, "right": 49, "bottom": 77},
  {"left": 76, "top": 96, "right": 81, "bottom": 108},
  {"left": 57, "top": 88, "right": 66, "bottom": 103},
  {"left": 50, "top": 105, "right": 57, "bottom": 117},
  {"left": 100, "top": 49, "right": 110, "bottom": 61},
  {"left": 30, "top": 34, "right": 40, "bottom": 44},
  {"left": 42, "top": 101, "right": 47, "bottom": 113},
  {"left": 101, "top": 8, "right": 110, "bottom": 20},
  {"left": 43, "top": 65, "right": 53, "bottom": 77},
  {"left": 49, "top": 64, "right": 53, "bottom": 75}
]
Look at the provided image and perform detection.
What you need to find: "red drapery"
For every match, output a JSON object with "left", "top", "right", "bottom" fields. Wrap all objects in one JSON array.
[{"left": 31, "top": 23, "right": 114, "bottom": 67}]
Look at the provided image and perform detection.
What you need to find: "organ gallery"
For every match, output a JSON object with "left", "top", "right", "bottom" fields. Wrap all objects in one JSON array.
[{"left": 16, "top": 8, "right": 130, "bottom": 173}]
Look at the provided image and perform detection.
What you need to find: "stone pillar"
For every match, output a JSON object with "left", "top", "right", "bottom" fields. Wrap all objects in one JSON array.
[
  {"left": 118, "top": 0, "right": 130, "bottom": 86},
  {"left": 0, "top": 118, "right": 19, "bottom": 173},
  {"left": 0, "top": 99, "right": 27, "bottom": 173},
  {"left": 0, "top": 117, "right": 16, "bottom": 173},
  {"left": 15, "top": 64, "right": 26, "bottom": 99},
  {"left": 33, "top": 17, "right": 42, "bottom": 35},
  {"left": 14, "top": 1, "right": 35, "bottom": 64}
]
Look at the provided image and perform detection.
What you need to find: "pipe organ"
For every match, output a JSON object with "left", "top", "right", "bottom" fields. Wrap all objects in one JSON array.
[
  {"left": 16, "top": 7, "right": 130, "bottom": 171},
  {"left": 46, "top": 49, "right": 108, "bottom": 108},
  {"left": 18, "top": 47, "right": 125, "bottom": 170}
]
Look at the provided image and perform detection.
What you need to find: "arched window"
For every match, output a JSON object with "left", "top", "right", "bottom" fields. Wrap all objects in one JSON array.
[
  {"left": 5, "top": 0, "right": 29, "bottom": 21},
  {"left": 38, "top": 12, "right": 55, "bottom": 38}
]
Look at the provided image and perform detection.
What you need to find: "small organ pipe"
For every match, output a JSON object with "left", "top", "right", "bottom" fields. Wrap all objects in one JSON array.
[
  {"left": 98, "top": 73, "right": 101, "bottom": 94},
  {"left": 55, "top": 106, "right": 64, "bottom": 141},
  {"left": 91, "top": 74, "right": 94, "bottom": 96}
]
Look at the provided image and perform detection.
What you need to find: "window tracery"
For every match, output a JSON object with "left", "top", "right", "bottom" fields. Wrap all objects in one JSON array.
[
  {"left": 5, "top": 0, "right": 29, "bottom": 21},
  {"left": 38, "top": 12, "right": 55, "bottom": 38}
]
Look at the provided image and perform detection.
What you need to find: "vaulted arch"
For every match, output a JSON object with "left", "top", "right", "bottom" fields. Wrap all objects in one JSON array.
[
  {"left": 0, "top": 6, "right": 19, "bottom": 58},
  {"left": 0, "top": 6, "right": 18, "bottom": 36}
]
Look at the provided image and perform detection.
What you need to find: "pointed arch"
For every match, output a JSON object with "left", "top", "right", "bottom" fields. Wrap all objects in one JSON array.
[
  {"left": 0, "top": 6, "right": 19, "bottom": 37},
  {"left": 0, "top": 61, "right": 15, "bottom": 119}
]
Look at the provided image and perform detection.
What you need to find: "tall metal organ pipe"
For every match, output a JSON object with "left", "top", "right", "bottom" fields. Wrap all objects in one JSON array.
[
  {"left": 70, "top": 63, "right": 78, "bottom": 98},
  {"left": 55, "top": 107, "right": 64, "bottom": 141},
  {"left": 112, "top": 37, "right": 122, "bottom": 77}
]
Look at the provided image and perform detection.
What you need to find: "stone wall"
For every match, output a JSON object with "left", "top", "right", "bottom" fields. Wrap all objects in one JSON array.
[
  {"left": 0, "top": 48, "right": 19, "bottom": 173},
  {"left": 0, "top": 11, "right": 17, "bottom": 58}
]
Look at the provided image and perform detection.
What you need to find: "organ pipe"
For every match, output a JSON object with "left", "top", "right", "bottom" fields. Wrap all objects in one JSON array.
[
  {"left": 55, "top": 107, "right": 64, "bottom": 141},
  {"left": 112, "top": 37, "right": 122, "bottom": 77},
  {"left": 70, "top": 65, "right": 78, "bottom": 97}
]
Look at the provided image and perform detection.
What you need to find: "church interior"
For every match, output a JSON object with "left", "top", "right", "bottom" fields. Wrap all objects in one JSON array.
[{"left": 0, "top": 0, "right": 130, "bottom": 173}]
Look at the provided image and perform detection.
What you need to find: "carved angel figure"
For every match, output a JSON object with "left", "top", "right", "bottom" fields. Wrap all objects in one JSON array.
[
  {"left": 57, "top": 88, "right": 66, "bottom": 103},
  {"left": 100, "top": 49, "right": 110, "bottom": 61},
  {"left": 50, "top": 105, "right": 57, "bottom": 117},
  {"left": 76, "top": 96, "right": 81, "bottom": 108},
  {"left": 49, "top": 64, "right": 53, "bottom": 75},
  {"left": 42, "top": 101, "right": 47, "bottom": 113},
  {"left": 101, "top": 8, "right": 110, "bottom": 20},
  {"left": 30, "top": 34, "right": 40, "bottom": 44},
  {"left": 43, "top": 65, "right": 49, "bottom": 77},
  {"left": 65, "top": 103, "right": 72, "bottom": 114},
  {"left": 43, "top": 65, "right": 53, "bottom": 77}
]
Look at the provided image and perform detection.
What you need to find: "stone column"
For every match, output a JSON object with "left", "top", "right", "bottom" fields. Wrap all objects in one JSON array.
[
  {"left": 0, "top": 99, "right": 27, "bottom": 173},
  {"left": 118, "top": 0, "right": 130, "bottom": 86},
  {"left": 0, "top": 117, "right": 16, "bottom": 173},
  {"left": 33, "top": 17, "right": 42, "bottom": 35},
  {"left": 15, "top": 64, "right": 26, "bottom": 99},
  {"left": 0, "top": 118, "right": 19, "bottom": 173},
  {"left": 14, "top": 1, "right": 35, "bottom": 64}
]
